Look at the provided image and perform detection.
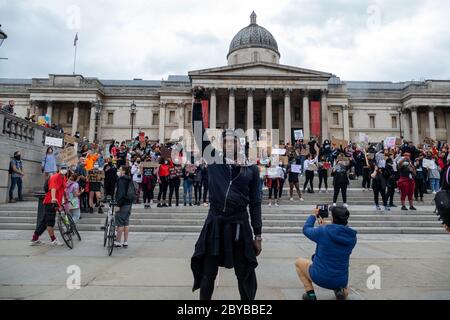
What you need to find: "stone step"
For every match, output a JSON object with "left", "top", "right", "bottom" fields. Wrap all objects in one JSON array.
[
  {"left": 0, "top": 223, "right": 445, "bottom": 234},
  {"left": 0, "top": 216, "right": 441, "bottom": 228}
]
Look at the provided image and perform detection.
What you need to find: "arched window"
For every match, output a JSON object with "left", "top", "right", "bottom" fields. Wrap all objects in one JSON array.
[
  {"left": 253, "top": 51, "right": 259, "bottom": 62},
  {"left": 234, "top": 54, "right": 238, "bottom": 64}
]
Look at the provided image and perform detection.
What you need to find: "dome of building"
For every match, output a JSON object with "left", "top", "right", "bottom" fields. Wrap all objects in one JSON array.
[{"left": 227, "top": 12, "right": 280, "bottom": 64}]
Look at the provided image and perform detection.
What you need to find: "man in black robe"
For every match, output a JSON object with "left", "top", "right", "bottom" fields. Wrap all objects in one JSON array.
[{"left": 190, "top": 87, "right": 262, "bottom": 300}]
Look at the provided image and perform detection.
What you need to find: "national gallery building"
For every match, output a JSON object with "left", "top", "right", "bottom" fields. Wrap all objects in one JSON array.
[{"left": 1, "top": 12, "right": 450, "bottom": 146}]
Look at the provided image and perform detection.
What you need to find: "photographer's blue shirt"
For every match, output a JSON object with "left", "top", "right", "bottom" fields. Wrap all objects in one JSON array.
[{"left": 302, "top": 215, "right": 357, "bottom": 290}]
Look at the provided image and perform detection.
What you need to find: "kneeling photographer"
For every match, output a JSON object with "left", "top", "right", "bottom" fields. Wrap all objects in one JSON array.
[{"left": 295, "top": 205, "right": 357, "bottom": 300}]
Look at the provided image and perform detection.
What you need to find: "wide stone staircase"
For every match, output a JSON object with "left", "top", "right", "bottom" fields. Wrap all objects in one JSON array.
[{"left": 0, "top": 179, "right": 446, "bottom": 234}]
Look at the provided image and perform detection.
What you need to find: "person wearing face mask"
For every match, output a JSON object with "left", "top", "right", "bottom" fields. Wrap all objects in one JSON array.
[
  {"left": 156, "top": 157, "right": 170, "bottom": 207},
  {"left": 397, "top": 153, "right": 417, "bottom": 211},
  {"left": 9, "top": 151, "right": 25, "bottom": 203},
  {"left": 103, "top": 158, "right": 117, "bottom": 200},
  {"left": 64, "top": 173, "right": 82, "bottom": 223},
  {"left": 142, "top": 157, "right": 156, "bottom": 209},
  {"left": 30, "top": 165, "right": 68, "bottom": 246},
  {"left": 88, "top": 161, "right": 103, "bottom": 214},
  {"left": 41, "top": 147, "right": 57, "bottom": 180},
  {"left": 168, "top": 158, "right": 183, "bottom": 207},
  {"left": 114, "top": 166, "right": 134, "bottom": 248},
  {"left": 277, "top": 161, "right": 287, "bottom": 201},
  {"left": 131, "top": 157, "right": 143, "bottom": 204}
]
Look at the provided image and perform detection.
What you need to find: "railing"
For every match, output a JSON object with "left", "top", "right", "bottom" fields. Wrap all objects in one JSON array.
[{"left": 0, "top": 110, "right": 64, "bottom": 145}]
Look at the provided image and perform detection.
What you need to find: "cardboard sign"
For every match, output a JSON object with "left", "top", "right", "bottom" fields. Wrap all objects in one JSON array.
[
  {"left": 45, "top": 136, "right": 63, "bottom": 148},
  {"left": 331, "top": 138, "right": 348, "bottom": 148},
  {"left": 279, "top": 156, "right": 289, "bottom": 166},
  {"left": 395, "top": 138, "right": 402, "bottom": 146},
  {"left": 58, "top": 147, "right": 78, "bottom": 167},
  {"left": 385, "top": 137, "right": 397, "bottom": 149},
  {"left": 291, "top": 164, "right": 301, "bottom": 173},
  {"left": 294, "top": 130, "right": 304, "bottom": 140},
  {"left": 88, "top": 169, "right": 105, "bottom": 182},
  {"left": 142, "top": 162, "right": 159, "bottom": 168},
  {"left": 64, "top": 134, "right": 77, "bottom": 145},
  {"left": 272, "top": 148, "right": 286, "bottom": 155},
  {"left": 424, "top": 137, "right": 436, "bottom": 146}
]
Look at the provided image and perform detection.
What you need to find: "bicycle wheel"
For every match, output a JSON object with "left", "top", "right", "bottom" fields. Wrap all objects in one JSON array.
[
  {"left": 107, "top": 221, "right": 115, "bottom": 256},
  {"left": 103, "top": 216, "right": 108, "bottom": 247},
  {"left": 57, "top": 214, "right": 73, "bottom": 249},
  {"left": 67, "top": 214, "right": 81, "bottom": 241}
]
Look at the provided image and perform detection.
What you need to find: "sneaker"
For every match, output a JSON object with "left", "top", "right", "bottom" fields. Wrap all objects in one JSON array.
[
  {"left": 401, "top": 206, "right": 408, "bottom": 211},
  {"left": 432, "top": 191, "right": 437, "bottom": 195},
  {"left": 334, "top": 289, "right": 347, "bottom": 300},
  {"left": 420, "top": 198, "right": 424, "bottom": 202},
  {"left": 50, "top": 240, "right": 64, "bottom": 246},
  {"left": 390, "top": 204, "right": 397, "bottom": 208},
  {"left": 302, "top": 292, "right": 317, "bottom": 301},
  {"left": 123, "top": 242, "right": 128, "bottom": 248},
  {"left": 385, "top": 206, "right": 391, "bottom": 211},
  {"left": 89, "top": 207, "right": 94, "bottom": 214},
  {"left": 409, "top": 206, "right": 417, "bottom": 211},
  {"left": 184, "top": 203, "right": 187, "bottom": 207},
  {"left": 98, "top": 208, "right": 104, "bottom": 214},
  {"left": 275, "top": 202, "right": 279, "bottom": 207},
  {"left": 333, "top": 203, "right": 337, "bottom": 207},
  {"left": 300, "top": 198, "right": 305, "bottom": 202},
  {"left": 114, "top": 242, "right": 122, "bottom": 248},
  {"left": 203, "top": 203, "right": 208, "bottom": 207},
  {"left": 375, "top": 205, "right": 381, "bottom": 211},
  {"left": 162, "top": 203, "right": 168, "bottom": 208},
  {"left": 29, "top": 239, "right": 45, "bottom": 246},
  {"left": 157, "top": 204, "right": 162, "bottom": 208},
  {"left": 290, "top": 197, "right": 294, "bottom": 201},
  {"left": 268, "top": 202, "right": 272, "bottom": 207},
  {"left": 343, "top": 204, "right": 348, "bottom": 208},
  {"left": 189, "top": 203, "right": 193, "bottom": 207}
]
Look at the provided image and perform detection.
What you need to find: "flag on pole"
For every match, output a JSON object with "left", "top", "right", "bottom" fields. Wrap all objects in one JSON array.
[{"left": 74, "top": 33, "right": 78, "bottom": 46}]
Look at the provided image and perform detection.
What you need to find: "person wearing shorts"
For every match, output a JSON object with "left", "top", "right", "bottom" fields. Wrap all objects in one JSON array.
[{"left": 114, "top": 166, "right": 133, "bottom": 248}]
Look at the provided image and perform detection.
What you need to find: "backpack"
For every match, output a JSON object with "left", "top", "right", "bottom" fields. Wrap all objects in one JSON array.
[{"left": 125, "top": 180, "right": 136, "bottom": 203}]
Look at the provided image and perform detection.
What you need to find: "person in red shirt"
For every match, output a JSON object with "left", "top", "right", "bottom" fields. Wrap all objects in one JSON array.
[
  {"left": 30, "top": 166, "right": 68, "bottom": 246},
  {"left": 156, "top": 157, "right": 170, "bottom": 207}
]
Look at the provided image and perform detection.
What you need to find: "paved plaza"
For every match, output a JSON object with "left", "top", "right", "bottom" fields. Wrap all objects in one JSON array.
[{"left": 0, "top": 228, "right": 449, "bottom": 300}]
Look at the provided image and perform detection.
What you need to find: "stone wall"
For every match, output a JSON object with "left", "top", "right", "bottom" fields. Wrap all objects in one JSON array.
[{"left": 0, "top": 111, "right": 64, "bottom": 203}]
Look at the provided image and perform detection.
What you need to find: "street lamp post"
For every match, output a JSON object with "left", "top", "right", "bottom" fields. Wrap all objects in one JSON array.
[
  {"left": 130, "top": 101, "right": 137, "bottom": 143},
  {"left": 94, "top": 99, "right": 103, "bottom": 142},
  {"left": 398, "top": 107, "right": 403, "bottom": 139},
  {"left": 0, "top": 24, "right": 8, "bottom": 60}
]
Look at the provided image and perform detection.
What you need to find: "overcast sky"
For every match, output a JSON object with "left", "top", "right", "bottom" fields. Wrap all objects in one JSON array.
[{"left": 0, "top": 0, "right": 449, "bottom": 81}]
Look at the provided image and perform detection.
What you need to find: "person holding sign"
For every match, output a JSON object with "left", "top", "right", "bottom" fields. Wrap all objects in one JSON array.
[
  {"left": 303, "top": 147, "right": 319, "bottom": 193},
  {"left": 41, "top": 147, "right": 57, "bottom": 180},
  {"left": 287, "top": 160, "right": 304, "bottom": 202},
  {"left": 397, "top": 153, "right": 417, "bottom": 211}
]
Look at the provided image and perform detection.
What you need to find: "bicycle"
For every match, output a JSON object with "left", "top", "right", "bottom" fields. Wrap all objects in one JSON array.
[
  {"left": 63, "top": 202, "right": 82, "bottom": 242},
  {"left": 102, "top": 198, "right": 117, "bottom": 256},
  {"left": 55, "top": 205, "right": 74, "bottom": 249}
]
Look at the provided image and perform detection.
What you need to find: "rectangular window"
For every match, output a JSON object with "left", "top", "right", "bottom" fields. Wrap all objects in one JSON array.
[
  {"left": 67, "top": 112, "right": 73, "bottom": 124},
  {"left": 369, "top": 115, "right": 375, "bottom": 129},
  {"left": 130, "top": 113, "right": 136, "bottom": 126},
  {"left": 435, "top": 115, "right": 439, "bottom": 129},
  {"left": 169, "top": 110, "right": 175, "bottom": 124},
  {"left": 391, "top": 116, "right": 397, "bottom": 129},
  {"left": 333, "top": 113, "right": 339, "bottom": 125},
  {"left": 187, "top": 111, "right": 192, "bottom": 124},
  {"left": 349, "top": 115, "right": 354, "bottom": 128},
  {"left": 152, "top": 113, "right": 159, "bottom": 126},
  {"left": 107, "top": 112, "right": 114, "bottom": 125}
]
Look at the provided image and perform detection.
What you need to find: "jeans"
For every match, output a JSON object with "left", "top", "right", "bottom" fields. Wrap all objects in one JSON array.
[
  {"left": 430, "top": 178, "right": 440, "bottom": 192},
  {"left": 70, "top": 208, "right": 81, "bottom": 223},
  {"left": 169, "top": 178, "right": 181, "bottom": 206},
  {"left": 9, "top": 176, "right": 23, "bottom": 200},
  {"left": 183, "top": 179, "right": 193, "bottom": 204}
]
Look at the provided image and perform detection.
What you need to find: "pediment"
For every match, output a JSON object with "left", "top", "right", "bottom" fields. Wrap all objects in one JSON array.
[{"left": 189, "top": 62, "right": 332, "bottom": 80}]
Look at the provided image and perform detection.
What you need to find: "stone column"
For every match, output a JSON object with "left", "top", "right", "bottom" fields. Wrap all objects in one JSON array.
[
  {"left": 30, "top": 100, "right": 38, "bottom": 116},
  {"left": 210, "top": 88, "right": 217, "bottom": 130},
  {"left": 159, "top": 102, "right": 166, "bottom": 143},
  {"left": 342, "top": 104, "right": 350, "bottom": 141},
  {"left": 265, "top": 88, "right": 273, "bottom": 131},
  {"left": 411, "top": 106, "right": 419, "bottom": 145},
  {"left": 321, "top": 89, "right": 329, "bottom": 140},
  {"left": 284, "top": 88, "right": 292, "bottom": 144},
  {"left": 88, "top": 103, "right": 96, "bottom": 142},
  {"left": 72, "top": 101, "right": 79, "bottom": 136},
  {"left": 247, "top": 88, "right": 255, "bottom": 140},
  {"left": 46, "top": 101, "right": 53, "bottom": 124},
  {"left": 302, "top": 90, "right": 310, "bottom": 140},
  {"left": 402, "top": 110, "right": 411, "bottom": 141},
  {"left": 178, "top": 102, "right": 185, "bottom": 132},
  {"left": 428, "top": 106, "right": 436, "bottom": 141},
  {"left": 228, "top": 88, "right": 235, "bottom": 130}
]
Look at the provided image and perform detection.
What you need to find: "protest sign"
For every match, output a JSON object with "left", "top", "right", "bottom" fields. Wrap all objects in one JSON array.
[
  {"left": 422, "top": 158, "right": 436, "bottom": 169},
  {"left": 88, "top": 169, "right": 105, "bottom": 182},
  {"left": 331, "top": 138, "right": 348, "bottom": 148},
  {"left": 142, "top": 162, "right": 159, "bottom": 168},
  {"left": 424, "top": 137, "right": 436, "bottom": 146},
  {"left": 64, "top": 134, "right": 76, "bottom": 145},
  {"left": 291, "top": 164, "right": 301, "bottom": 173},
  {"left": 396, "top": 138, "right": 402, "bottom": 146},
  {"left": 294, "top": 130, "right": 304, "bottom": 140},
  {"left": 45, "top": 136, "right": 63, "bottom": 148},
  {"left": 272, "top": 148, "right": 286, "bottom": 155},
  {"left": 385, "top": 137, "right": 397, "bottom": 149},
  {"left": 58, "top": 147, "right": 78, "bottom": 167},
  {"left": 279, "top": 156, "right": 289, "bottom": 165},
  {"left": 268, "top": 167, "right": 282, "bottom": 178},
  {"left": 139, "top": 132, "right": 146, "bottom": 148}
]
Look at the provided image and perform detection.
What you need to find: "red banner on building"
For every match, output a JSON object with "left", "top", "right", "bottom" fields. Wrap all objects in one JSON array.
[
  {"left": 202, "top": 100, "right": 209, "bottom": 128},
  {"left": 310, "top": 101, "right": 321, "bottom": 138}
]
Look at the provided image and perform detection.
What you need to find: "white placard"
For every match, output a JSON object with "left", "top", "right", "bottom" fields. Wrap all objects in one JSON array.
[
  {"left": 385, "top": 137, "right": 396, "bottom": 149},
  {"left": 291, "top": 164, "right": 301, "bottom": 173},
  {"left": 268, "top": 167, "right": 282, "bottom": 178},
  {"left": 271, "top": 148, "right": 286, "bottom": 155},
  {"left": 294, "top": 130, "right": 304, "bottom": 140},
  {"left": 422, "top": 159, "right": 436, "bottom": 169},
  {"left": 45, "top": 136, "right": 63, "bottom": 148}
]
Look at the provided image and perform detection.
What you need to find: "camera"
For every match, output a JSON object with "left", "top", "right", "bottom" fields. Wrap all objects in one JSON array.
[{"left": 316, "top": 204, "right": 329, "bottom": 219}]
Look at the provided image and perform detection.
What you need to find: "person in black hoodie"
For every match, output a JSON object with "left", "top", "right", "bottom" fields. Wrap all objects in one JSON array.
[
  {"left": 114, "top": 166, "right": 134, "bottom": 248},
  {"left": 190, "top": 87, "right": 262, "bottom": 301},
  {"left": 384, "top": 158, "right": 397, "bottom": 207},
  {"left": 331, "top": 157, "right": 349, "bottom": 207},
  {"left": 103, "top": 159, "right": 117, "bottom": 200}
]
